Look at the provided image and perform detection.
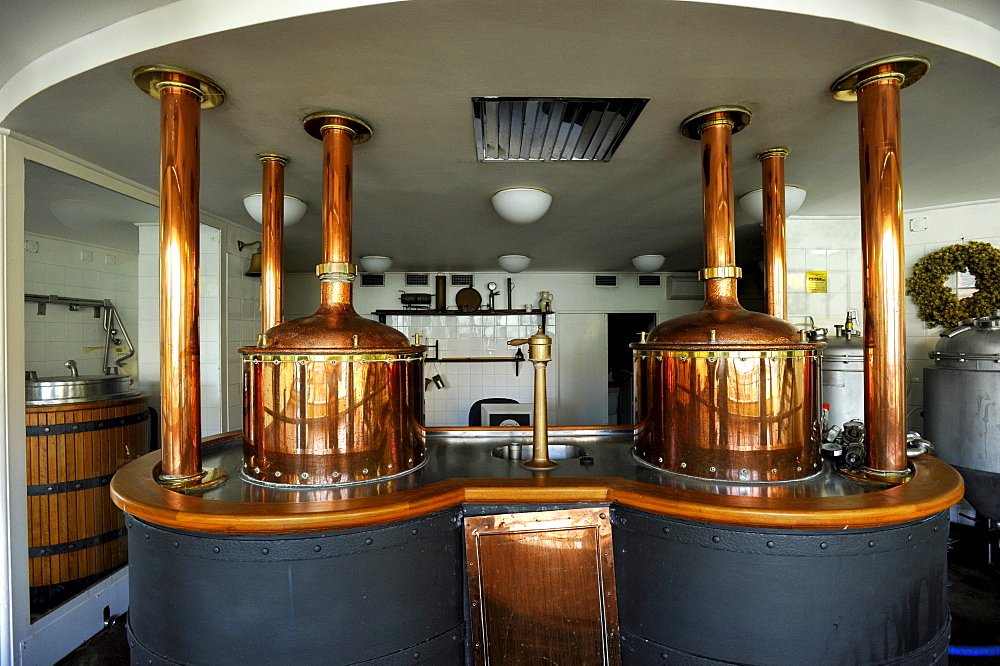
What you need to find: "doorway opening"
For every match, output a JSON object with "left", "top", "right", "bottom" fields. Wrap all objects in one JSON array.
[{"left": 607, "top": 312, "right": 656, "bottom": 425}]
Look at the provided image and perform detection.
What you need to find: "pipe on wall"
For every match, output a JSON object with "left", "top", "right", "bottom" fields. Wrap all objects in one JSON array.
[
  {"left": 132, "top": 65, "right": 227, "bottom": 489},
  {"left": 831, "top": 55, "right": 929, "bottom": 478},
  {"left": 759, "top": 148, "right": 789, "bottom": 320},
  {"left": 259, "top": 153, "right": 287, "bottom": 332}
]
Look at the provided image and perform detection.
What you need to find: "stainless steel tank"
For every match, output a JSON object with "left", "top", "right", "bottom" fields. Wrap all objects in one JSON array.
[
  {"left": 924, "top": 313, "right": 1000, "bottom": 520},
  {"left": 818, "top": 311, "right": 864, "bottom": 435}
]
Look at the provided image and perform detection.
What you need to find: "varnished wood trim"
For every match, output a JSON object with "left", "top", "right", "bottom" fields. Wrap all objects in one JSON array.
[{"left": 111, "top": 451, "right": 964, "bottom": 535}]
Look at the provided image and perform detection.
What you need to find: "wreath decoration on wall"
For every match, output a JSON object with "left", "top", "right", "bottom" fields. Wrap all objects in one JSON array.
[{"left": 905, "top": 240, "right": 1000, "bottom": 328}]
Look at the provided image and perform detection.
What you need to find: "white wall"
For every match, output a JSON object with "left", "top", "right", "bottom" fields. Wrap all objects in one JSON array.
[
  {"left": 284, "top": 270, "right": 701, "bottom": 426},
  {"left": 224, "top": 239, "right": 262, "bottom": 431},
  {"left": 23, "top": 233, "right": 138, "bottom": 380},
  {"left": 136, "top": 223, "right": 228, "bottom": 438},
  {"left": 787, "top": 199, "right": 1000, "bottom": 430}
]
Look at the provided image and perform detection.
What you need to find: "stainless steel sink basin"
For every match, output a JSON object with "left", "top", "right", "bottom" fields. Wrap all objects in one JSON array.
[{"left": 491, "top": 444, "right": 587, "bottom": 461}]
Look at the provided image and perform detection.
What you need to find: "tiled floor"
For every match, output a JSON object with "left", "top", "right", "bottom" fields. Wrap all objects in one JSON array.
[{"left": 57, "top": 523, "right": 1000, "bottom": 665}]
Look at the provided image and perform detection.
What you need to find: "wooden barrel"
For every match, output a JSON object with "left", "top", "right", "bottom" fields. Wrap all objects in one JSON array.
[{"left": 26, "top": 393, "right": 150, "bottom": 611}]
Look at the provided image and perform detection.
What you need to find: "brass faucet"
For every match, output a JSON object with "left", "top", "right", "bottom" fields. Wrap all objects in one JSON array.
[{"left": 507, "top": 326, "right": 556, "bottom": 470}]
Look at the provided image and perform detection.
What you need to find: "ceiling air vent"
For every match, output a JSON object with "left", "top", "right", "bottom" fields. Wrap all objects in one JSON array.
[
  {"left": 594, "top": 275, "right": 618, "bottom": 288},
  {"left": 405, "top": 273, "right": 429, "bottom": 286},
  {"left": 473, "top": 97, "right": 648, "bottom": 162},
  {"left": 360, "top": 274, "right": 385, "bottom": 287},
  {"left": 451, "top": 274, "right": 474, "bottom": 287},
  {"left": 638, "top": 274, "right": 662, "bottom": 287}
]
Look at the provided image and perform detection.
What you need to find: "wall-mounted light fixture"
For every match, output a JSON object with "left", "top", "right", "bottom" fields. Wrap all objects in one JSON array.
[
  {"left": 242, "top": 193, "right": 308, "bottom": 226},
  {"left": 738, "top": 185, "right": 807, "bottom": 222},
  {"left": 631, "top": 254, "right": 665, "bottom": 272},
  {"left": 491, "top": 188, "right": 552, "bottom": 224},
  {"left": 498, "top": 254, "right": 531, "bottom": 273},
  {"left": 237, "top": 240, "right": 262, "bottom": 277},
  {"left": 359, "top": 255, "right": 393, "bottom": 273}
]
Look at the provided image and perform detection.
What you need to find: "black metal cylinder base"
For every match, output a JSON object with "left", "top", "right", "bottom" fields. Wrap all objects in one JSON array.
[
  {"left": 612, "top": 507, "right": 951, "bottom": 665},
  {"left": 124, "top": 509, "right": 465, "bottom": 665}
]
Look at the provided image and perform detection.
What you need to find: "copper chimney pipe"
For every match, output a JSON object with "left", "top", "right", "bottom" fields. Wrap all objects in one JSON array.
[
  {"left": 132, "top": 65, "right": 226, "bottom": 490},
  {"left": 758, "top": 148, "right": 789, "bottom": 319},
  {"left": 259, "top": 153, "right": 288, "bottom": 332},
  {"left": 681, "top": 106, "right": 751, "bottom": 310},
  {"left": 831, "top": 56, "right": 929, "bottom": 480}
]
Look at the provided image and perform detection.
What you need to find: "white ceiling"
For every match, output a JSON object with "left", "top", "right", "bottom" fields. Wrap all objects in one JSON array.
[{"left": 4, "top": 0, "right": 1000, "bottom": 273}]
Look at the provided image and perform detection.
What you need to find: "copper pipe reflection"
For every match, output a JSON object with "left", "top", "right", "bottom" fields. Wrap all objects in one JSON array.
[
  {"left": 856, "top": 65, "right": 908, "bottom": 473},
  {"left": 700, "top": 117, "right": 737, "bottom": 272},
  {"left": 260, "top": 154, "right": 287, "bottom": 331},
  {"left": 759, "top": 148, "right": 788, "bottom": 319},
  {"left": 157, "top": 71, "right": 204, "bottom": 480},
  {"left": 322, "top": 128, "right": 353, "bottom": 268}
]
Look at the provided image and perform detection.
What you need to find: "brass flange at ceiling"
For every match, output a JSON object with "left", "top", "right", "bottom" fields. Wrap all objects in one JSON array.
[
  {"left": 829, "top": 55, "right": 930, "bottom": 102},
  {"left": 679, "top": 105, "right": 752, "bottom": 140},
  {"left": 131, "top": 65, "right": 226, "bottom": 109},
  {"left": 302, "top": 111, "right": 373, "bottom": 143}
]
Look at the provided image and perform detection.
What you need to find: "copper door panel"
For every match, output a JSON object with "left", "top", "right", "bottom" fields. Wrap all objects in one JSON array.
[{"left": 465, "top": 508, "right": 619, "bottom": 665}]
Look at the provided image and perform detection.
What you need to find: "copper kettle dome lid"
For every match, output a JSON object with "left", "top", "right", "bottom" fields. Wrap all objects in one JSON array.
[
  {"left": 642, "top": 304, "right": 803, "bottom": 349},
  {"left": 247, "top": 304, "right": 415, "bottom": 354}
]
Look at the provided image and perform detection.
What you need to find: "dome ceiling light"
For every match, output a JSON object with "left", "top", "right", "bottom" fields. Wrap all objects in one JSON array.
[
  {"left": 243, "top": 193, "right": 307, "bottom": 226},
  {"left": 492, "top": 188, "right": 552, "bottom": 224},
  {"left": 738, "top": 186, "right": 807, "bottom": 222}
]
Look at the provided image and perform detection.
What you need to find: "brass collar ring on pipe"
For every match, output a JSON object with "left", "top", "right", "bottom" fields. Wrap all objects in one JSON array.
[
  {"left": 756, "top": 147, "right": 789, "bottom": 161},
  {"left": 131, "top": 65, "right": 226, "bottom": 108},
  {"left": 316, "top": 262, "right": 357, "bottom": 282},
  {"left": 679, "top": 105, "right": 752, "bottom": 140},
  {"left": 302, "top": 111, "right": 373, "bottom": 143},
  {"left": 698, "top": 266, "right": 742, "bottom": 280},
  {"left": 258, "top": 153, "right": 289, "bottom": 165},
  {"left": 829, "top": 55, "right": 929, "bottom": 102}
]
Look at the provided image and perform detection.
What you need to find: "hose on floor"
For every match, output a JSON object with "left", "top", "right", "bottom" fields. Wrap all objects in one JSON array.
[{"left": 949, "top": 645, "right": 1000, "bottom": 657}]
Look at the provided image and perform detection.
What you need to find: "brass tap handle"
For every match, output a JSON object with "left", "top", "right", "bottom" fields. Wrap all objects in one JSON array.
[{"left": 638, "top": 331, "right": 648, "bottom": 343}]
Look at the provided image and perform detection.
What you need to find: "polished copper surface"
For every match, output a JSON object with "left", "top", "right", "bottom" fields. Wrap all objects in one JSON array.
[
  {"left": 240, "top": 111, "right": 424, "bottom": 486},
  {"left": 241, "top": 352, "right": 425, "bottom": 485},
  {"left": 465, "top": 508, "right": 619, "bottom": 665},
  {"left": 853, "top": 62, "right": 912, "bottom": 474},
  {"left": 635, "top": 106, "right": 822, "bottom": 481},
  {"left": 634, "top": 349, "right": 821, "bottom": 481},
  {"left": 259, "top": 154, "right": 287, "bottom": 331},
  {"left": 156, "top": 71, "right": 205, "bottom": 481},
  {"left": 759, "top": 148, "right": 789, "bottom": 319}
]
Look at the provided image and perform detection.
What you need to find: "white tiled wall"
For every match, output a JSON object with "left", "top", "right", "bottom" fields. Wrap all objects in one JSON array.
[
  {"left": 136, "top": 223, "right": 224, "bottom": 438},
  {"left": 785, "top": 216, "right": 863, "bottom": 332},
  {"left": 23, "top": 233, "right": 138, "bottom": 379},
  {"left": 386, "top": 313, "right": 554, "bottom": 426},
  {"left": 282, "top": 271, "right": 701, "bottom": 426},
  {"left": 787, "top": 199, "right": 1000, "bottom": 430},
  {"left": 225, "top": 252, "right": 262, "bottom": 431}
]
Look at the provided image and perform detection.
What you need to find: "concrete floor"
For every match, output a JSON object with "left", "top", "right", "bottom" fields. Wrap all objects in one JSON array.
[{"left": 56, "top": 522, "right": 1000, "bottom": 666}]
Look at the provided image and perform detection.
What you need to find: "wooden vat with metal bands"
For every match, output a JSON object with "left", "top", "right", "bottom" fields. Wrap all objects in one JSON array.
[{"left": 26, "top": 393, "right": 150, "bottom": 609}]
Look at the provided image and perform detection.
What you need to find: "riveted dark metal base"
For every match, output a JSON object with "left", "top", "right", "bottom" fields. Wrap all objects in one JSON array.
[
  {"left": 125, "top": 509, "right": 465, "bottom": 665},
  {"left": 612, "top": 507, "right": 951, "bottom": 665}
]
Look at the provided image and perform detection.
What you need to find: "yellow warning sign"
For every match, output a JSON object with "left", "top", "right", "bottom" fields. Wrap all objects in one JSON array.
[{"left": 806, "top": 271, "right": 828, "bottom": 294}]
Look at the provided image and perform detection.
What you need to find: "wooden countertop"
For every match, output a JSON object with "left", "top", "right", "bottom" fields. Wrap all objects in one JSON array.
[{"left": 111, "top": 434, "right": 964, "bottom": 535}]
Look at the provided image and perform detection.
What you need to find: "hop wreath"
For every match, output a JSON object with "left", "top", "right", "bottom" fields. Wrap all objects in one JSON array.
[{"left": 905, "top": 240, "right": 1000, "bottom": 328}]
